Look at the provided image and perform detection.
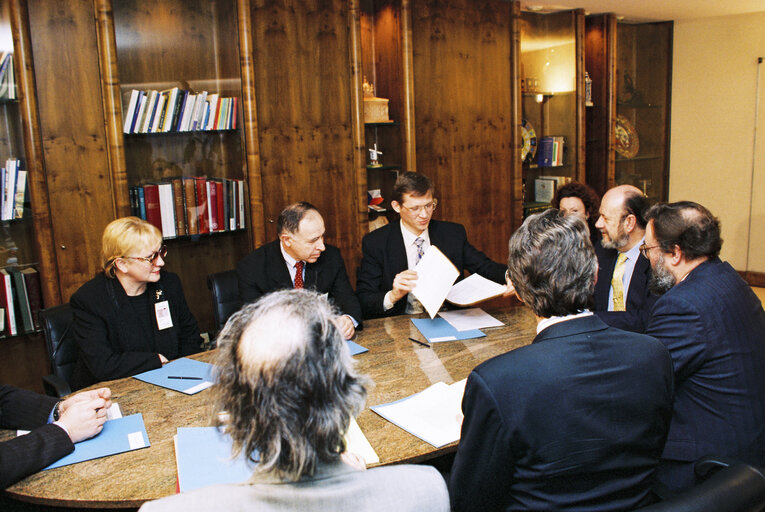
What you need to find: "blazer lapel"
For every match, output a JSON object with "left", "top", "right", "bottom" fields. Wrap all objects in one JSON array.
[
  {"left": 388, "top": 221, "right": 409, "bottom": 274},
  {"left": 267, "top": 242, "right": 294, "bottom": 289}
]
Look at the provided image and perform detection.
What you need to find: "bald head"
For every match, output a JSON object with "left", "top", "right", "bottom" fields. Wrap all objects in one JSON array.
[
  {"left": 237, "top": 306, "right": 308, "bottom": 373},
  {"left": 595, "top": 185, "right": 649, "bottom": 251}
]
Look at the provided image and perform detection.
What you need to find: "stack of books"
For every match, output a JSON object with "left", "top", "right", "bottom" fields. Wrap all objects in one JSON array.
[
  {"left": 0, "top": 52, "right": 15, "bottom": 100},
  {"left": 129, "top": 177, "right": 246, "bottom": 240},
  {"left": 122, "top": 88, "right": 238, "bottom": 134},
  {"left": 537, "top": 136, "right": 565, "bottom": 167},
  {"left": 1, "top": 158, "right": 28, "bottom": 221},
  {"left": 0, "top": 266, "right": 43, "bottom": 337}
]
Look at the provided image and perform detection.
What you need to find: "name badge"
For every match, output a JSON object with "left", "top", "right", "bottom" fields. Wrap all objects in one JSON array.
[{"left": 155, "top": 301, "right": 174, "bottom": 330}]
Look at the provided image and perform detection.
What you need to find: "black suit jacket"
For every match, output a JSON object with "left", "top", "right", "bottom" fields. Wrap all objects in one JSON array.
[
  {"left": 70, "top": 272, "right": 203, "bottom": 389},
  {"left": 594, "top": 248, "right": 657, "bottom": 332},
  {"left": 0, "top": 385, "right": 74, "bottom": 488},
  {"left": 356, "top": 220, "right": 506, "bottom": 319},
  {"left": 236, "top": 240, "right": 362, "bottom": 324},
  {"left": 645, "top": 259, "right": 765, "bottom": 491},
  {"left": 449, "top": 315, "right": 674, "bottom": 511}
]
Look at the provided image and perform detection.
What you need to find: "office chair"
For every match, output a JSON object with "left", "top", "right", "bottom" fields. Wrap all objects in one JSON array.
[
  {"left": 207, "top": 270, "right": 241, "bottom": 338},
  {"left": 640, "top": 457, "right": 765, "bottom": 512},
  {"left": 40, "top": 303, "right": 77, "bottom": 398}
]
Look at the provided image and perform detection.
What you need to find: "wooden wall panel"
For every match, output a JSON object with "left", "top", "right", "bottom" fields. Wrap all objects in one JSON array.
[
  {"left": 27, "top": 0, "right": 115, "bottom": 301},
  {"left": 249, "top": 0, "right": 362, "bottom": 276},
  {"left": 411, "top": 0, "right": 515, "bottom": 265}
]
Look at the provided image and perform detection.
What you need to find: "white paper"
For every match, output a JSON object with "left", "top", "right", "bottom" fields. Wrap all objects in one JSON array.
[
  {"left": 411, "top": 246, "right": 460, "bottom": 318},
  {"left": 128, "top": 431, "right": 146, "bottom": 449},
  {"left": 439, "top": 308, "right": 505, "bottom": 331},
  {"left": 344, "top": 418, "right": 379, "bottom": 465},
  {"left": 446, "top": 273, "right": 507, "bottom": 306},
  {"left": 184, "top": 381, "right": 214, "bottom": 395},
  {"left": 106, "top": 403, "right": 122, "bottom": 420},
  {"left": 371, "top": 379, "right": 467, "bottom": 448}
]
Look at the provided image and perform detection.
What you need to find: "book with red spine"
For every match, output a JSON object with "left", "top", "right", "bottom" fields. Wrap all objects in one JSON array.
[
  {"left": 194, "top": 177, "right": 209, "bottom": 234},
  {"left": 142, "top": 184, "right": 163, "bottom": 232}
]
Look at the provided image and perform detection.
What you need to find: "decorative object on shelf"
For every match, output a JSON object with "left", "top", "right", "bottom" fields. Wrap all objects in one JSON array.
[
  {"left": 0, "top": 52, "right": 16, "bottom": 100},
  {"left": 584, "top": 72, "right": 593, "bottom": 107},
  {"left": 368, "top": 143, "right": 383, "bottom": 168},
  {"left": 362, "top": 76, "right": 391, "bottom": 124},
  {"left": 534, "top": 178, "right": 556, "bottom": 203},
  {"left": 614, "top": 114, "right": 639, "bottom": 158},
  {"left": 367, "top": 189, "right": 384, "bottom": 207},
  {"left": 521, "top": 119, "right": 538, "bottom": 163},
  {"left": 619, "top": 72, "right": 644, "bottom": 106},
  {"left": 537, "top": 136, "right": 565, "bottom": 167}
]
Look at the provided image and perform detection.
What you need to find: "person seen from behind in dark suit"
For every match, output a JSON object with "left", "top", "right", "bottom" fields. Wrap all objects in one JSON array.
[
  {"left": 642, "top": 201, "right": 765, "bottom": 493},
  {"left": 356, "top": 172, "right": 508, "bottom": 319},
  {"left": 70, "top": 217, "right": 202, "bottom": 389},
  {"left": 551, "top": 181, "right": 602, "bottom": 248},
  {"left": 139, "top": 289, "right": 449, "bottom": 512},
  {"left": 0, "top": 384, "right": 111, "bottom": 488},
  {"left": 449, "top": 209, "right": 674, "bottom": 512},
  {"left": 593, "top": 184, "right": 657, "bottom": 332},
  {"left": 236, "top": 202, "right": 361, "bottom": 339}
]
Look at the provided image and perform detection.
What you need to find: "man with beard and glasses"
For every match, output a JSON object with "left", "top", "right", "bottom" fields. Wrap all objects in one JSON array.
[
  {"left": 642, "top": 201, "right": 765, "bottom": 494},
  {"left": 592, "top": 184, "right": 657, "bottom": 332}
]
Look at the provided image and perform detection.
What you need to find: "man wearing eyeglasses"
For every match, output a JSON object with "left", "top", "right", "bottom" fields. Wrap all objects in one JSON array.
[
  {"left": 593, "top": 184, "right": 656, "bottom": 332},
  {"left": 642, "top": 201, "right": 765, "bottom": 493},
  {"left": 356, "top": 172, "right": 506, "bottom": 319}
]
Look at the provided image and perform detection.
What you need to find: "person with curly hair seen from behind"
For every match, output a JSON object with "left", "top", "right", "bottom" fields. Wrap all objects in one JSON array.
[
  {"left": 139, "top": 289, "right": 449, "bottom": 512},
  {"left": 70, "top": 217, "right": 202, "bottom": 389}
]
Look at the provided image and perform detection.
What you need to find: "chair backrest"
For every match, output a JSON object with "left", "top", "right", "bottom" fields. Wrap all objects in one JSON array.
[
  {"left": 640, "top": 463, "right": 765, "bottom": 512},
  {"left": 40, "top": 303, "right": 76, "bottom": 386},
  {"left": 207, "top": 270, "right": 241, "bottom": 334}
]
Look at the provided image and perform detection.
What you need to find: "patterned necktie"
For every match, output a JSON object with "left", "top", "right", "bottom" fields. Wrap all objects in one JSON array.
[
  {"left": 414, "top": 237, "right": 425, "bottom": 263},
  {"left": 294, "top": 261, "right": 304, "bottom": 289},
  {"left": 611, "top": 252, "right": 628, "bottom": 311}
]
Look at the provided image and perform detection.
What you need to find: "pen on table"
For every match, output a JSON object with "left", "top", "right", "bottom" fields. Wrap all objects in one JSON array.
[
  {"left": 409, "top": 337, "right": 431, "bottom": 348},
  {"left": 167, "top": 376, "right": 203, "bottom": 380}
]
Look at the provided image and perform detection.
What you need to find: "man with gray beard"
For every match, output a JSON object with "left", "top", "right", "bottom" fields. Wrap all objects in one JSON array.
[
  {"left": 642, "top": 201, "right": 765, "bottom": 493},
  {"left": 593, "top": 185, "right": 656, "bottom": 332}
]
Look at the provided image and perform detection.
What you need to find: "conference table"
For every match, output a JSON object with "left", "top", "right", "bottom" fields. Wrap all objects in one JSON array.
[{"left": 2, "top": 303, "right": 536, "bottom": 508}]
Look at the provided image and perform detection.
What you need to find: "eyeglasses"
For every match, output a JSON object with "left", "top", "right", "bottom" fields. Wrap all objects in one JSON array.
[
  {"left": 400, "top": 199, "right": 438, "bottom": 215},
  {"left": 123, "top": 245, "right": 167, "bottom": 265},
  {"left": 639, "top": 243, "right": 660, "bottom": 259}
]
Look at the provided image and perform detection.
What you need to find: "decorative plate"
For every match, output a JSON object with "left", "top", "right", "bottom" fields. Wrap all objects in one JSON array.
[
  {"left": 615, "top": 115, "right": 639, "bottom": 158},
  {"left": 521, "top": 119, "right": 538, "bottom": 162}
]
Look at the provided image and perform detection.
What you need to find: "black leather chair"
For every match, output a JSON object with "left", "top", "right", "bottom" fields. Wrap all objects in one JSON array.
[
  {"left": 640, "top": 458, "right": 765, "bottom": 512},
  {"left": 40, "top": 303, "right": 77, "bottom": 398},
  {"left": 207, "top": 270, "right": 241, "bottom": 336}
]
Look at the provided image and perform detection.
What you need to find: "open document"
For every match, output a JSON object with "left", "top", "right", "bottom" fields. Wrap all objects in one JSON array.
[
  {"left": 370, "top": 379, "right": 467, "bottom": 448},
  {"left": 446, "top": 273, "right": 507, "bottom": 306},
  {"left": 411, "top": 245, "right": 460, "bottom": 318}
]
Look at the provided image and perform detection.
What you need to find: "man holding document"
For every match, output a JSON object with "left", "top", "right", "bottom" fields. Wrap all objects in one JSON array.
[
  {"left": 449, "top": 210, "right": 674, "bottom": 511},
  {"left": 356, "top": 172, "right": 507, "bottom": 319}
]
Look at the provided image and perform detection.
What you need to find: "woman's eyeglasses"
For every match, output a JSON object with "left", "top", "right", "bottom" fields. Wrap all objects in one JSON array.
[{"left": 123, "top": 245, "right": 167, "bottom": 265}]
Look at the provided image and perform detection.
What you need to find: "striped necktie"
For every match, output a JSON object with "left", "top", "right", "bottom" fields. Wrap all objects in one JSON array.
[{"left": 414, "top": 237, "right": 425, "bottom": 263}]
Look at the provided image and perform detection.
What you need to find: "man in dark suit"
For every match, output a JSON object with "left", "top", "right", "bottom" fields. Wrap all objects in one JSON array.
[
  {"left": 237, "top": 202, "right": 361, "bottom": 339},
  {"left": 642, "top": 201, "right": 765, "bottom": 493},
  {"left": 449, "top": 209, "right": 674, "bottom": 511},
  {"left": 593, "top": 184, "right": 657, "bottom": 332},
  {"left": 0, "top": 385, "right": 111, "bottom": 488},
  {"left": 356, "top": 172, "right": 506, "bottom": 319}
]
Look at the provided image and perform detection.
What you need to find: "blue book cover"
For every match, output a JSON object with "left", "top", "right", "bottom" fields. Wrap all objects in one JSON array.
[
  {"left": 537, "top": 136, "right": 555, "bottom": 167},
  {"left": 138, "top": 187, "right": 146, "bottom": 220},
  {"left": 411, "top": 318, "right": 485, "bottom": 343},
  {"left": 45, "top": 413, "right": 150, "bottom": 470},
  {"left": 133, "top": 358, "right": 215, "bottom": 394},
  {"left": 346, "top": 339, "right": 368, "bottom": 356},
  {"left": 175, "top": 427, "right": 255, "bottom": 493}
]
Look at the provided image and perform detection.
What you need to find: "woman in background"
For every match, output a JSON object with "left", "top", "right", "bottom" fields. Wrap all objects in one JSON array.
[
  {"left": 70, "top": 217, "right": 202, "bottom": 389},
  {"left": 551, "top": 181, "right": 602, "bottom": 248}
]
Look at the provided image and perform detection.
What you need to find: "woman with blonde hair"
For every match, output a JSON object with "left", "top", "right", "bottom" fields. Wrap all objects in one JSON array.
[{"left": 70, "top": 217, "right": 202, "bottom": 389}]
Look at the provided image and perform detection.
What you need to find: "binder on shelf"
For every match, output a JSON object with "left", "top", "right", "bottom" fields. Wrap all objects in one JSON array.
[
  {"left": 0, "top": 269, "right": 16, "bottom": 336},
  {"left": 10, "top": 269, "right": 33, "bottom": 334},
  {"left": 21, "top": 267, "right": 42, "bottom": 331}
]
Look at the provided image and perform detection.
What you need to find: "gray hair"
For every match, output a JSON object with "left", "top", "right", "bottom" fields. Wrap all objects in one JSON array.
[
  {"left": 507, "top": 209, "right": 597, "bottom": 317},
  {"left": 213, "top": 289, "right": 370, "bottom": 481},
  {"left": 276, "top": 202, "right": 319, "bottom": 235}
]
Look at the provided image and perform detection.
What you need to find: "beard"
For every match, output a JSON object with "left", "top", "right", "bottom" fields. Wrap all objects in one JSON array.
[
  {"left": 648, "top": 253, "right": 676, "bottom": 295},
  {"left": 600, "top": 227, "right": 629, "bottom": 250}
]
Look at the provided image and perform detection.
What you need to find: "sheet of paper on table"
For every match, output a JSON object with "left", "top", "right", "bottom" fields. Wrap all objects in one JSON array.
[
  {"left": 446, "top": 273, "right": 507, "bottom": 306},
  {"left": 411, "top": 317, "right": 485, "bottom": 343},
  {"left": 438, "top": 308, "right": 504, "bottom": 331},
  {"left": 411, "top": 245, "right": 460, "bottom": 318},
  {"left": 370, "top": 379, "right": 467, "bottom": 448}
]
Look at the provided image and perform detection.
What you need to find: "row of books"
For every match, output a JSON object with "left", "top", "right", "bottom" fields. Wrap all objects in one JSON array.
[
  {"left": 538, "top": 136, "right": 566, "bottom": 167},
  {"left": 0, "top": 266, "right": 42, "bottom": 337},
  {"left": 0, "top": 52, "right": 16, "bottom": 100},
  {"left": 129, "top": 177, "right": 246, "bottom": 240},
  {"left": 1, "top": 158, "right": 28, "bottom": 221},
  {"left": 123, "top": 88, "right": 238, "bottom": 134}
]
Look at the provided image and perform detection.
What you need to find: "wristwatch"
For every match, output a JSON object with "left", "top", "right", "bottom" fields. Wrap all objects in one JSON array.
[{"left": 52, "top": 400, "right": 63, "bottom": 421}]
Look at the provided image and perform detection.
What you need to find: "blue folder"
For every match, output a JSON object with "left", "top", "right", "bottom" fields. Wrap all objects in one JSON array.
[
  {"left": 133, "top": 358, "right": 215, "bottom": 394},
  {"left": 175, "top": 427, "right": 255, "bottom": 493},
  {"left": 346, "top": 339, "right": 368, "bottom": 355},
  {"left": 45, "top": 413, "right": 150, "bottom": 470},
  {"left": 411, "top": 318, "right": 485, "bottom": 343}
]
